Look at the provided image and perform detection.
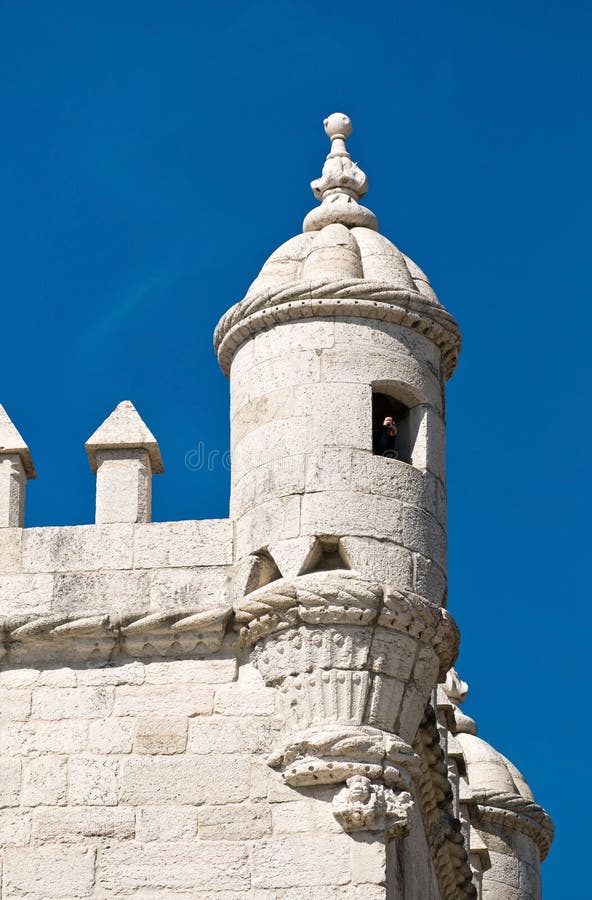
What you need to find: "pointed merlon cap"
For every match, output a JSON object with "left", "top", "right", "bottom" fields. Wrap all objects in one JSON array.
[
  {"left": 85, "top": 401, "right": 164, "bottom": 474},
  {"left": 0, "top": 404, "right": 36, "bottom": 478}
]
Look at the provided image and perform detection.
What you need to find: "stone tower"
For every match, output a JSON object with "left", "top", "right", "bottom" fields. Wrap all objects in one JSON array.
[{"left": 0, "top": 115, "right": 552, "bottom": 899}]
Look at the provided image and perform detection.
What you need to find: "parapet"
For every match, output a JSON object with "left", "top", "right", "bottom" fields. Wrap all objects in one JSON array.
[{"left": 0, "top": 401, "right": 234, "bottom": 659}]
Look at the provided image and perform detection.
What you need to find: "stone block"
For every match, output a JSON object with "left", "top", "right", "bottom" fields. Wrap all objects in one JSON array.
[
  {"left": 136, "top": 806, "right": 197, "bottom": 842},
  {"left": 37, "top": 667, "right": 77, "bottom": 687},
  {"left": 271, "top": 798, "right": 315, "bottom": 834},
  {"left": 294, "top": 383, "right": 371, "bottom": 451},
  {"left": 32, "top": 686, "right": 114, "bottom": 720},
  {"left": 143, "top": 653, "right": 237, "bottom": 685},
  {"left": 0, "top": 527, "right": 22, "bottom": 574},
  {"left": 231, "top": 387, "right": 295, "bottom": 447},
  {"left": 401, "top": 505, "right": 447, "bottom": 571},
  {"left": 94, "top": 448, "right": 152, "bottom": 524},
  {"left": 4, "top": 846, "right": 96, "bottom": 898},
  {"left": 54, "top": 569, "right": 149, "bottom": 617},
  {"left": 134, "top": 717, "right": 188, "bottom": 754},
  {"left": 0, "top": 667, "right": 38, "bottom": 687},
  {"left": 349, "top": 451, "right": 437, "bottom": 515},
  {"left": 304, "top": 448, "right": 352, "bottom": 493},
  {"left": 0, "top": 572, "right": 53, "bottom": 616},
  {"left": 120, "top": 755, "right": 251, "bottom": 806},
  {"left": 22, "top": 756, "right": 67, "bottom": 806},
  {"left": 320, "top": 347, "right": 442, "bottom": 413},
  {"left": 0, "top": 720, "right": 88, "bottom": 755},
  {"left": 0, "top": 809, "right": 31, "bottom": 846},
  {"left": 0, "top": 757, "right": 21, "bottom": 806},
  {"left": 77, "top": 660, "right": 145, "bottom": 686},
  {"left": 340, "top": 536, "right": 413, "bottom": 588},
  {"left": 114, "top": 684, "right": 214, "bottom": 718},
  {"left": 134, "top": 519, "right": 233, "bottom": 568},
  {"left": 68, "top": 756, "right": 119, "bottom": 805},
  {"left": 253, "top": 319, "right": 335, "bottom": 362},
  {"left": 333, "top": 316, "right": 441, "bottom": 369},
  {"left": 88, "top": 717, "right": 134, "bottom": 754},
  {"left": 97, "top": 842, "right": 250, "bottom": 892},
  {"left": 253, "top": 454, "right": 307, "bottom": 506},
  {"left": 214, "top": 682, "right": 276, "bottom": 717},
  {"left": 187, "top": 715, "right": 273, "bottom": 755},
  {"left": 232, "top": 417, "right": 310, "bottom": 485},
  {"left": 351, "top": 833, "right": 387, "bottom": 885},
  {"left": 22, "top": 524, "right": 134, "bottom": 573},
  {"left": 197, "top": 802, "right": 272, "bottom": 840},
  {"left": 247, "top": 351, "right": 322, "bottom": 402},
  {"left": 235, "top": 494, "right": 301, "bottom": 559},
  {"left": 414, "top": 553, "right": 446, "bottom": 605},
  {"left": 32, "top": 806, "right": 135, "bottom": 841},
  {"left": 148, "top": 566, "right": 230, "bottom": 612},
  {"left": 300, "top": 491, "right": 403, "bottom": 542},
  {"left": 0, "top": 455, "right": 26, "bottom": 528},
  {"left": 250, "top": 836, "right": 351, "bottom": 888},
  {"left": 0, "top": 688, "right": 31, "bottom": 720}
]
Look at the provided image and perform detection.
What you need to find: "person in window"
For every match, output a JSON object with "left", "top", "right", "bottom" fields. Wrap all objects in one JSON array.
[{"left": 379, "top": 416, "right": 398, "bottom": 458}]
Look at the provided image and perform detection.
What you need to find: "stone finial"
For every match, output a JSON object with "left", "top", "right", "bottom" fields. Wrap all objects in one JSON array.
[
  {"left": 303, "top": 113, "right": 378, "bottom": 233},
  {"left": 85, "top": 401, "right": 163, "bottom": 525},
  {"left": 0, "top": 404, "right": 35, "bottom": 527},
  {"left": 441, "top": 667, "right": 477, "bottom": 736}
]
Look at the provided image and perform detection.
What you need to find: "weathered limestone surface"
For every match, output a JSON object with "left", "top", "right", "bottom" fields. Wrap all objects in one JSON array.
[{"left": 0, "top": 113, "right": 552, "bottom": 899}]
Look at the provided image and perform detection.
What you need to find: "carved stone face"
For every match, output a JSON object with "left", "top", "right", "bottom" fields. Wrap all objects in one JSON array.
[{"left": 347, "top": 775, "right": 372, "bottom": 804}]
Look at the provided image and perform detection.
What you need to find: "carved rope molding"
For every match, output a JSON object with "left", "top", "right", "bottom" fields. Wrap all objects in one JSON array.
[
  {"left": 471, "top": 790, "right": 554, "bottom": 861},
  {"left": 413, "top": 704, "right": 477, "bottom": 900},
  {"left": 213, "top": 278, "right": 462, "bottom": 378},
  {"left": 234, "top": 569, "right": 464, "bottom": 871},
  {"left": 0, "top": 605, "right": 232, "bottom": 663}
]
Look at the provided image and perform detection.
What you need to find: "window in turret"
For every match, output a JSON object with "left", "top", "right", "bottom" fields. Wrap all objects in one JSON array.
[{"left": 372, "top": 391, "right": 414, "bottom": 464}]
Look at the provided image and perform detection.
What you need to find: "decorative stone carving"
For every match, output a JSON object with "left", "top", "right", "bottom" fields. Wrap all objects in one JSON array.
[
  {"left": 0, "top": 605, "right": 232, "bottom": 665},
  {"left": 442, "top": 666, "right": 477, "bottom": 735},
  {"left": 304, "top": 113, "right": 378, "bottom": 233},
  {"left": 235, "top": 568, "right": 459, "bottom": 836},
  {"left": 333, "top": 775, "right": 414, "bottom": 837}
]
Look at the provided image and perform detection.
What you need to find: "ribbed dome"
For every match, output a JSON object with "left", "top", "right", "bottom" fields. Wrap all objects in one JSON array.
[
  {"left": 245, "top": 223, "right": 441, "bottom": 307},
  {"left": 455, "top": 733, "right": 534, "bottom": 800},
  {"left": 215, "top": 114, "right": 461, "bottom": 378}
]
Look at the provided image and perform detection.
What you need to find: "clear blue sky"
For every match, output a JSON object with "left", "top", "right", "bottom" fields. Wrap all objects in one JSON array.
[{"left": 1, "top": 1, "right": 589, "bottom": 892}]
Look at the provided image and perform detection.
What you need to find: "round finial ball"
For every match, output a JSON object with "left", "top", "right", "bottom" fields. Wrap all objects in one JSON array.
[{"left": 323, "top": 112, "right": 352, "bottom": 140}]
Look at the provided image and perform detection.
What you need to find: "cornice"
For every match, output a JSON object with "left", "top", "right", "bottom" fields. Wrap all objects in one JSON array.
[{"left": 214, "top": 278, "right": 462, "bottom": 379}]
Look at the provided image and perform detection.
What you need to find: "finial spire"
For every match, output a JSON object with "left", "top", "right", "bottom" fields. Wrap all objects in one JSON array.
[{"left": 303, "top": 113, "right": 378, "bottom": 233}]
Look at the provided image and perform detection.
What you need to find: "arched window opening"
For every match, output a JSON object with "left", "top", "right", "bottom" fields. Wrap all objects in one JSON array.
[{"left": 372, "top": 392, "right": 413, "bottom": 463}]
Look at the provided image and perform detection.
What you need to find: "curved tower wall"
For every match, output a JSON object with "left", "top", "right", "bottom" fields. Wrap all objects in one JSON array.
[{"left": 229, "top": 314, "right": 448, "bottom": 604}]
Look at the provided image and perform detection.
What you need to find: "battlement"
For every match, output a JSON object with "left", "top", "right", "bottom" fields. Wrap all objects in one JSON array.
[{"left": 0, "top": 400, "right": 235, "bottom": 645}]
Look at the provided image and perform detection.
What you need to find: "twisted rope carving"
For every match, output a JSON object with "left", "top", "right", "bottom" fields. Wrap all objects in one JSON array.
[
  {"left": 214, "top": 278, "right": 462, "bottom": 377},
  {"left": 413, "top": 704, "right": 477, "bottom": 900},
  {"left": 472, "top": 790, "right": 554, "bottom": 860},
  {"left": 0, "top": 605, "right": 231, "bottom": 645},
  {"left": 235, "top": 574, "right": 458, "bottom": 674}
]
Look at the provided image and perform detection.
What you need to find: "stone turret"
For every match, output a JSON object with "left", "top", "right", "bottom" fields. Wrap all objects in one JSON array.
[
  {"left": 216, "top": 113, "right": 460, "bottom": 605},
  {"left": 215, "top": 115, "right": 473, "bottom": 897}
]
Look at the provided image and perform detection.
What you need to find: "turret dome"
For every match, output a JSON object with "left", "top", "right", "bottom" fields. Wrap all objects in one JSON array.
[{"left": 215, "top": 113, "right": 461, "bottom": 378}]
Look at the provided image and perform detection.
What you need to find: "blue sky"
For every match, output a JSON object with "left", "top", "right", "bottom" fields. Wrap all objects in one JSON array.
[{"left": 1, "top": 1, "right": 589, "bottom": 891}]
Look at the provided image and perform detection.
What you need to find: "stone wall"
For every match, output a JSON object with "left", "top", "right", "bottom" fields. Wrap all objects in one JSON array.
[
  {"left": 230, "top": 317, "right": 447, "bottom": 605},
  {"left": 0, "top": 646, "right": 406, "bottom": 898}
]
